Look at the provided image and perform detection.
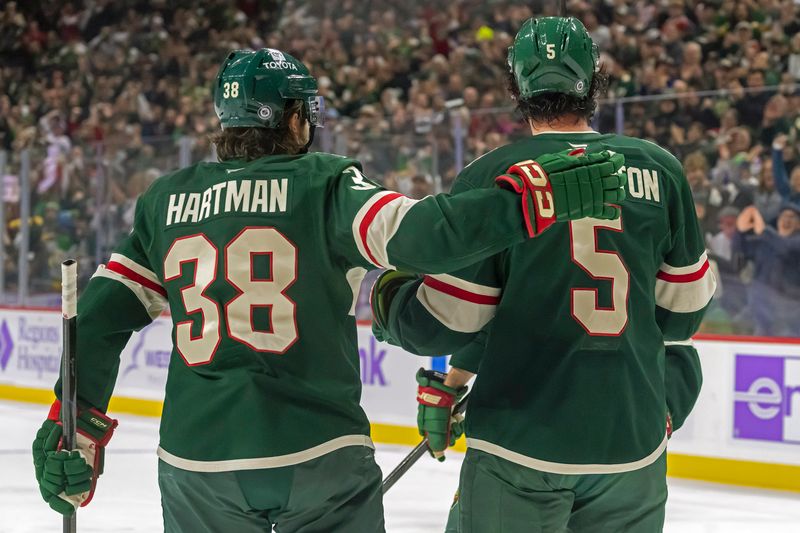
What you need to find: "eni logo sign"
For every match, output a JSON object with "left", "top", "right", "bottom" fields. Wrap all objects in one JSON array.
[{"left": 733, "top": 354, "right": 800, "bottom": 444}]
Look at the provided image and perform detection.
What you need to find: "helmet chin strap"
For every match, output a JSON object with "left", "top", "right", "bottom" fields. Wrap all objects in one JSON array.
[{"left": 300, "top": 125, "right": 315, "bottom": 154}]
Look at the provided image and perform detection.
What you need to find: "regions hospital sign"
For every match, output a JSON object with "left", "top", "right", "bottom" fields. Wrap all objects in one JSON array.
[
  {"left": 3, "top": 307, "right": 800, "bottom": 490},
  {"left": 0, "top": 309, "right": 424, "bottom": 423}
]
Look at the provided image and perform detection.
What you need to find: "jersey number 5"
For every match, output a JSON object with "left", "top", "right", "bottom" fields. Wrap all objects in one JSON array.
[
  {"left": 569, "top": 217, "right": 629, "bottom": 336},
  {"left": 164, "top": 227, "right": 298, "bottom": 365}
]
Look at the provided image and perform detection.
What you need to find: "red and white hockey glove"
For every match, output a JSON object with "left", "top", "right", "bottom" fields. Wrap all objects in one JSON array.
[
  {"left": 416, "top": 369, "right": 467, "bottom": 462},
  {"left": 495, "top": 149, "right": 625, "bottom": 237},
  {"left": 32, "top": 400, "right": 117, "bottom": 515}
]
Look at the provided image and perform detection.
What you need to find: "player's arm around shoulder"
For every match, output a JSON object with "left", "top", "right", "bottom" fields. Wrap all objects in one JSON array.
[{"left": 331, "top": 150, "right": 627, "bottom": 275}]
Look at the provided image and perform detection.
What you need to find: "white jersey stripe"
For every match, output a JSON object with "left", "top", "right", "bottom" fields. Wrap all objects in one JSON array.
[
  {"left": 416, "top": 280, "right": 499, "bottom": 333},
  {"left": 352, "top": 191, "right": 420, "bottom": 268},
  {"left": 345, "top": 267, "right": 367, "bottom": 316},
  {"left": 655, "top": 266, "right": 716, "bottom": 313},
  {"left": 157, "top": 435, "right": 374, "bottom": 472},
  {"left": 664, "top": 339, "right": 694, "bottom": 346},
  {"left": 427, "top": 274, "right": 502, "bottom": 298},
  {"left": 659, "top": 251, "right": 708, "bottom": 275},
  {"left": 92, "top": 265, "right": 167, "bottom": 320},
  {"left": 109, "top": 253, "right": 163, "bottom": 287},
  {"left": 467, "top": 434, "right": 668, "bottom": 475}
]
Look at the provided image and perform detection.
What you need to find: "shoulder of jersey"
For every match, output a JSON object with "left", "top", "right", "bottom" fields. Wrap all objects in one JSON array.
[
  {"left": 609, "top": 134, "right": 684, "bottom": 180},
  {"left": 460, "top": 143, "right": 527, "bottom": 187},
  {"left": 305, "top": 151, "right": 363, "bottom": 175}
]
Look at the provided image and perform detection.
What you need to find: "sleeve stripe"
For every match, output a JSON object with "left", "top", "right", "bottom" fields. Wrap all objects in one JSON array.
[
  {"left": 352, "top": 191, "right": 419, "bottom": 268},
  {"left": 655, "top": 266, "right": 716, "bottom": 313},
  {"left": 416, "top": 281, "right": 498, "bottom": 333},
  {"left": 656, "top": 259, "right": 710, "bottom": 283},
  {"left": 107, "top": 261, "right": 167, "bottom": 298},
  {"left": 109, "top": 253, "right": 162, "bottom": 285},
  {"left": 664, "top": 339, "right": 694, "bottom": 346},
  {"left": 658, "top": 252, "right": 708, "bottom": 276},
  {"left": 358, "top": 192, "right": 404, "bottom": 267},
  {"left": 423, "top": 275, "right": 501, "bottom": 305},
  {"left": 92, "top": 266, "right": 167, "bottom": 320}
]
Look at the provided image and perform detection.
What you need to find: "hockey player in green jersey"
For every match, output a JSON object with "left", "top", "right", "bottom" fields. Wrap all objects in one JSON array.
[
  {"left": 372, "top": 17, "right": 715, "bottom": 532},
  {"left": 30, "top": 47, "right": 626, "bottom": 532}
]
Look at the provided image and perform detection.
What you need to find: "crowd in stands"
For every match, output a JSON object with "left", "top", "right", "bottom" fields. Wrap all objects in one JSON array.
[{"left": 0, "top": 0, "right": 798, "bottom": 334}]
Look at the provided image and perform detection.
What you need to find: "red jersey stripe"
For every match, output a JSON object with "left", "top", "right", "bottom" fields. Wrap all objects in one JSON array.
[
  {"left": 656, "top": 259, "right": 710, "bottom": 283},
  {"left": 107, "top": 261, "right": 168, "bottom": 297},
  {"left": 358, "top": 192, "right": 403, "bottom": 267},
  {"left": 423, "top": 276, "right": 501, "bottom": 305}
]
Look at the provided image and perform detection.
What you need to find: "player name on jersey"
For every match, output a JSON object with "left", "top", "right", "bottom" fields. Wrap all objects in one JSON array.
[
  {"left": 165, "top": 178, "right": 288, "bottom": 226},
  {"left": 621, "top": 165, "right": 661, "bottom": 204}
]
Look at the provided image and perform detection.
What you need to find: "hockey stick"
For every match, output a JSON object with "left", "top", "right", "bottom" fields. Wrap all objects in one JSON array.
[
  {"left": 61, "top": 259, "right": 78, "bottom": 533},
  {"left": 381, "top": 394, "right": 469, "bottom": 494}
]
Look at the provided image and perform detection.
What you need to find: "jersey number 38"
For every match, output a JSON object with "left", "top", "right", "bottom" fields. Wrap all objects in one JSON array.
[{"left": 163, "top": 227, "right": 298, "bottom": 365}]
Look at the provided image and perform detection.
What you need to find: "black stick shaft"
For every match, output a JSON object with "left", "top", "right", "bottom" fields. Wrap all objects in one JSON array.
[
  {"left": 382, "top": 394, "right": 469, "bottom": 494},
  {"left": 61, "top": 259, "right": 78, "bottom": 533}
]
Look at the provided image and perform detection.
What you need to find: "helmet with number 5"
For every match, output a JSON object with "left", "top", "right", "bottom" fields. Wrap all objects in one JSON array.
[
  {"left": 214, "top": 48, "right": 323, "bottom": 130},
  {"left": 508, "top": 17, "right": 599, "bottom": 99}
]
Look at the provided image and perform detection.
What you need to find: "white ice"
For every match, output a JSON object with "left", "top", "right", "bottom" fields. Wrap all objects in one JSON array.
[{"left": 2, "top": 401, "right": 800, "bottom": 533}]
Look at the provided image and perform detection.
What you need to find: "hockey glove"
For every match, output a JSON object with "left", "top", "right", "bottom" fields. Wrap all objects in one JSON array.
[
  {"left": 32, "top": 400, "right": 117, "bottom": 515},
  {"left": 495, "top": 149, "right": 626, "bottom": 237},
  {"left": 416, "top": 369, "right": 467, "bottom": 462},
  {"left": 371, "top": 270, "right": 418, "bottom": 344}
]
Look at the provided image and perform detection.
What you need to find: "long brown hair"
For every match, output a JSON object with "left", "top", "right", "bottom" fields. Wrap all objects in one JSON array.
[{"left": 211, "top": 100, "right": 305, "bottom": 160}]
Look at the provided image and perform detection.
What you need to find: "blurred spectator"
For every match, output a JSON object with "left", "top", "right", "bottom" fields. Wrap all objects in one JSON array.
[
  {"left": 709, "top": 206, "right": 740, "bottom": 264},
  {"left": 734, "top": 205, "right": 800, "bottom": 337},
  {"left": 771, "top": 134, "right": 800, "bottom": 207},
  {"left": 408, "top": 174, "right": 434, "bottom": 200},
  {"left": 685, "top": 151, "right": 732, "bottom": 238},
  {"left": 0, "top": 0, "right": 798, "bottom": 333},
  {"left": 746, "top": 156, "right": 785, "bottom": 224}
]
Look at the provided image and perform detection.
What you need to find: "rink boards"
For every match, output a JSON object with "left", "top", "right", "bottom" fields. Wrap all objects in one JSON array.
[{"left": 0, "top": 307, "right": 798, "bottom": 492}]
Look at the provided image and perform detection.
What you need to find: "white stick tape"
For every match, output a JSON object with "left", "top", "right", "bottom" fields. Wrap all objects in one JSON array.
[{"left": 61, "top": 260, "right": 78, "bottom": 319}]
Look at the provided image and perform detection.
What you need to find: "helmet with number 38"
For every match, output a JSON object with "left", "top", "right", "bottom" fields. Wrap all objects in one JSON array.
[
  {"left": 214, "top": 48, "right": 323, "bottom": 130},
  {"left": 508, "top": 17, "right": 599, "bottom": 99}
]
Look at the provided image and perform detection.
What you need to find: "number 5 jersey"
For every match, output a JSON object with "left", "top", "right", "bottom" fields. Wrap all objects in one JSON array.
[
  {"left": 380, "top": 131, "right": 716, "bottom": 473},
  {"left": 56, "top": 152, "right": 544, "bottom": 471}
]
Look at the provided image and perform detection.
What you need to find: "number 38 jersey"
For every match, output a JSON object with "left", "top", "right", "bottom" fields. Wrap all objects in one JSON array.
[
  {"left": 62, "top": 152, "right": 532, "bottom": 470},
  {"left": 383, "top": 132, "right": 716, "bottom": 472}
]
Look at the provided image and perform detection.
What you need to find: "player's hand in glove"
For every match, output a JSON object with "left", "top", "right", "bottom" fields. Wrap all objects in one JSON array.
[
  {"left": 32, "top": 400, "right": 118, "bottom": 515},
  {"left": 416, "top": 369, "right": 467, "bottom": 462},
  {"left": 495, "top": 148, "right": 626, "bottom": 237},
  {"left": 370, "top": 270, "right": 418, "bottom": 344}
]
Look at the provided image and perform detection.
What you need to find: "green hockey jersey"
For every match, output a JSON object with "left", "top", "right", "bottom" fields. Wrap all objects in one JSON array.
[
  {"left": 382, "top": 131, "right": 715, "bottom": 473},
  {"left": 59, "top": 152, "right": 535, "bottom": 472}
]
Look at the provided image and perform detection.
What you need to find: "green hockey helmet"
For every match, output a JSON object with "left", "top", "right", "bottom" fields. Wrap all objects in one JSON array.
[
  {"left": 214, "top": 48, "right": 323, "bottom": 130},
  {"left": 508, "top": 17, "right": 599, "bottom": 99}
]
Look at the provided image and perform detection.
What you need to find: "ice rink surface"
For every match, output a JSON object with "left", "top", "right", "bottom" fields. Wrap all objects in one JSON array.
[{"left": 2, "top": 401, "right": 800, "bottom": 533}]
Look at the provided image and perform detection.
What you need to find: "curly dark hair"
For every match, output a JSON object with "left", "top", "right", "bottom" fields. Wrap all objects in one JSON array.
[
  {"left": 507, "top": 67, "right": 609, "bottom": 126},
  {"left": 211, "top": 100, "right": 306, "bottom": 161}
]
